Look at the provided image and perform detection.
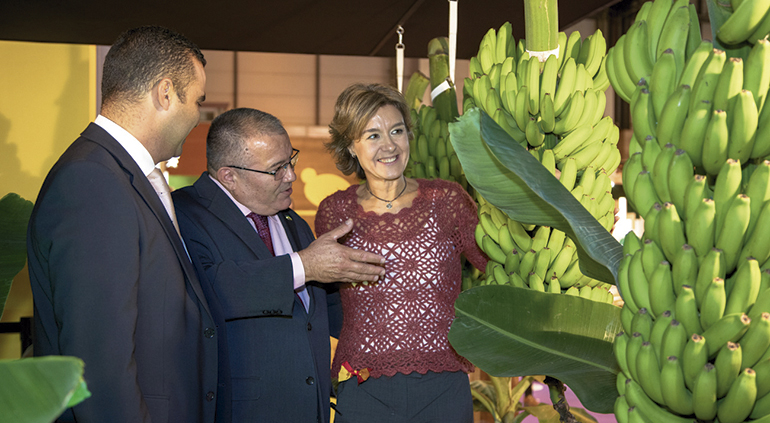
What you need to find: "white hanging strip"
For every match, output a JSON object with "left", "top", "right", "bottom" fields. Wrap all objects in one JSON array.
[
  {"left": 448, "top": 0, "right": 458, "bottom": 83},
  {"left": 396, "top": 26, "right": 405, "bottom": 92}
]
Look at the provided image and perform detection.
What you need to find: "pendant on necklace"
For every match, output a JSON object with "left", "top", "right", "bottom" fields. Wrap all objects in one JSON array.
[{"left": 386, "top": 203, "right": 393, "bottom": 209}]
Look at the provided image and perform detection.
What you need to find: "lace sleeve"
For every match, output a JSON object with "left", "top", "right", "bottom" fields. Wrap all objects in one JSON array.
[{"left": 451, "top": 184, "right": 489, "bottom": 271}]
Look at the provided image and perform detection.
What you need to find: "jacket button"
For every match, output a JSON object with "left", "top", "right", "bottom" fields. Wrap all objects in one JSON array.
[
  {"left": 307, "top": 322, "right": 312, "bottom": 331},
  {"left": 306, "top": 377, "right": 315, "bottom": 385},
  {"left": 262, "top": 310, "right": 270, "bottom": 315},
  {"left": 204, "top": 328, "right": 215, "bottom": 338},
  {"left": 206, "top": 391, "right": 215, "bottom": 401}
]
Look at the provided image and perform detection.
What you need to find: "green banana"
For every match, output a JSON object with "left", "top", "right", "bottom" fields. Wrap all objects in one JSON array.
[
  {"left": 651, "top": 143, "right": 676, "bottom": 205},
  {"left": 617, "top": 255, "right": 638, "bottom": 313},
  {"left": 716, "top": 194, "right": 752, "bottom": 273},
  {"left": 622, "top": 152, "right": 644, "bottom": 209},
  {"left": 692, "top": 362, "right": 718, "bottom": 420},
  {"left": 631, "top": 307, "right": 654, "bottom": 341},
  {"left": 717, "top": 367, "right": 757, "bottom": 423},
  {"left": 675, "top": 284, "right": 704, "bottom": 337},
  {"left": 624, "top": 378, "right": 692, "bottom": 423},
  {"left": 656, "top": 85, "right": 691, "bottom": 149},
  {"left": 628, "top": 249, "right": 652, "bottom": 312},
  {"left": 724, "top": 256, "right": 761, "bottom": 316},
  {"left": 631, "top": 88, "right": 657, "bottom": 144},
  {"left": 660, "top": 319, "right": 688, "bottom": 369},
  {"left": 635, "top": 341, "right": 664, "bottom": 404},
  {"left": 632, "top": 170, "right": 661, "bottom": 217},
  {"left": 649, "top": 48, "right": 678, "bottom": 120},
  {"left": 606, "top": 36, "right": 635, "bottom": 102},
  {"left": 715, "top": 341, "right": 743, "bottom": 397},
  {"left": 745, "top": 160, "right": 770, "bottom": 235},
  {"left": 678, "top": 99, "right": 712, "bottom": 170},
  {"left": 689, "top": 49, "right": 727, "bottom": 115},
  {"left": 712, "top": 57, "right": 743, "bottom": 112},
  {"left": 745, "top": 37, "right": 770, "bottom": 112},
  {"left": 657, "top": 202, "right": 686, "bottom": 263},
  {"left": 741, "top": 201, "right": 770, "bottom": 266},
  {"left": 655, "top": 5, "right": 690, "bottom": 75},
  {"left": 680, "top": 40, "right": 713, "bottom": 89},
  {"left": 667, "top": 149, "right": 694, "bottom": 215},
  {"left": 682, "top": 174, "right": 712, "bottom": 222},
  {"left": 728, "top": 90, "right": 759, "bottom": 165},
  {"left": 702, "top": 313, "right": 752, "bottom": 357},
  {"left": 717, "top": 0, "right": 770, "bottom": 45},
  {"left": 740, "top": 311, "right": 770, "bottom": 369},
  {"left": 660, "top": 356, "right": 693, "bottom": 416},
  {"left": 685, "top": 198, "right": 716, "bottom": 258},
  {"left": 714, "top": 158, "right": 744, "bottom": 231},
  {"left": 682, "top": 333, "right": 709, "bottom": 391},
  {"left": 701, "top": 109, "right": 730, "bottom": 177},
  {"left": 695, "top": 248, "right": 727, "bottom": 306},
  {"left": 650, "top": 309, "right": 675, "bottom": 358},
  {"left": 672, "top": 244, "right": 698, "bottom": 295},
  {"left": 554, "top": 57, "right": 577, "bottom": 116},
  {"left": 755, "top": 357, "right": 770, "bottom": 398},
  {"left": 700, "top": 277, "right": 727, "bottom": 330},
  {"left": 649, "top": 261, "right": 676, "bottom": 317}
]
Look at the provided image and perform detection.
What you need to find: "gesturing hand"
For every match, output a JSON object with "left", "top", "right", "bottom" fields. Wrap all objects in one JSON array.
[{"left": 299, "top": 219, "right": 386, "bottom": 283}]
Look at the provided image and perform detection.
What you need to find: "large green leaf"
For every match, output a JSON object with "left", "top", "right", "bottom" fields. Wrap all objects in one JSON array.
[
  {"left": 448, "top": 108, "right": 623, "bottom": 284},
  {"left": 0, "top": 193, "right": 33, "bottom": 318},
  {"left": 0, "top": 356, "right": 91, "bottom": 422},
  {"left": 449, "top": 285, "right": 622, "bottom": 414}
]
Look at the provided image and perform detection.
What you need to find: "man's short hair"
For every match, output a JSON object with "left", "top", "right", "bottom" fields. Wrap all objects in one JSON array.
[{"left": 206, "top": 108, "right": 288, "bottom": 172}]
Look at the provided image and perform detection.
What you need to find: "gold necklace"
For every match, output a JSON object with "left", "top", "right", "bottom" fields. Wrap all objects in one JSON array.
[{"left": 365, "top": 177, "right": 407, "bottom": 209}]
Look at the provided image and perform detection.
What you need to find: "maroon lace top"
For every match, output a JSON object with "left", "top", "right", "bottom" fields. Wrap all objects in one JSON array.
[{"left": 315, "top": 178, "right": 488, "bottom": 379}]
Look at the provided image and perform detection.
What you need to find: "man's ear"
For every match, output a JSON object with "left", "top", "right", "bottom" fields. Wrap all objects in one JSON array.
[
  {"left": 215, "top": 167, "right": 237, "bottom": 191},
  {"left": 155, "top": 78, "right": 173, "bottom": 110}
]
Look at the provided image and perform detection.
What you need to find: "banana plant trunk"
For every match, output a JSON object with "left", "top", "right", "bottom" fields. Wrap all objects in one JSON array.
[{"left": 524, "top": 0, "right": 559, "bottom": 60}]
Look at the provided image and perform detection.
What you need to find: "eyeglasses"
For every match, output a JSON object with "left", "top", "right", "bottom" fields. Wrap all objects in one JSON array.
[{"left": 227, "top": 148, "right": 299, "bottom": 181}]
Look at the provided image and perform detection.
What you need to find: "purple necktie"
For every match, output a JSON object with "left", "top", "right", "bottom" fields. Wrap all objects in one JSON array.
[{"left": 247, "top": 213, "right": 274, "bottom": 256}]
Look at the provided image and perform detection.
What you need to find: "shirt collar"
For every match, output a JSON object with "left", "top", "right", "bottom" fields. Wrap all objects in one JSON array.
[
  {"left": 94, "top": 114, "right": 156, "bottom": 177},
  {"left": 209, "top": 173, "right": 254, "bottom": 217}
]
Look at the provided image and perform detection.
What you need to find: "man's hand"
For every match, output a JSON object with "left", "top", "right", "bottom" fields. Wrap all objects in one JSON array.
[{"left": 299, "top": 219, "right": 386, "bottom": 283}]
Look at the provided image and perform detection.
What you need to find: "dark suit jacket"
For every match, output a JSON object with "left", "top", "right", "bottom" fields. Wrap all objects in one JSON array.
[
  {"left": 173, "top": 173, "right": 341, "bottom": 423},
  {"left": 27, "top": 123, "right": 219, "bottom": 423}
]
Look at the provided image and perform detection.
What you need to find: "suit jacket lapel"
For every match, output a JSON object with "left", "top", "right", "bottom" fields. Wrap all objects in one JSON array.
[{"left": 192, "top": 174, "right": 274, "bottom": 259}]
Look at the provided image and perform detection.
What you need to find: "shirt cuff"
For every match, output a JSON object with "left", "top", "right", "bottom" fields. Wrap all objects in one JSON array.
[{"left": 290, "top": 251, "right": 306, "bottom": 290}]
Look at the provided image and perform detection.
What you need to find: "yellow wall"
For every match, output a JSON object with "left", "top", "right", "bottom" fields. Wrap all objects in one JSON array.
[{"left": 0, "top": 40, "right": 96, "bottom": 359}]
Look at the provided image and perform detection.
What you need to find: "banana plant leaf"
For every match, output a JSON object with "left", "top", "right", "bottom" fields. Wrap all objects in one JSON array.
[
  {"left": 0, "top": 356, "right": 91, "bottom": 422},
  {"left": 447, "top": 107, "right": 623, "bottom": 284},
  {"left": 448, "top": 285, "right": 622, "bottom": 414},
  {"left": 0, "top": 193, "right": 90, "bottom": 421},
  {"left": 0, "top": 193, "right": 33, "bottom": 316}
]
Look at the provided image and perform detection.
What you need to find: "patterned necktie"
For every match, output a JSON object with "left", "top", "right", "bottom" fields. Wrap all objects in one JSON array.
[
  {"left": 147, "top": 168, "right": 181, "bottom": 237},
  {"left": 247, "top": 212, "right": 274, "bottom": 256}
]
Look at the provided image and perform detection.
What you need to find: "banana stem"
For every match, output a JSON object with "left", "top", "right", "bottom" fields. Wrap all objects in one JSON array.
[
  {"left": 489, "top": 376, "right": 513, "bottom": 417},
  {"left": 544, "top": 376, "right": 578, "bottom": 423},
  {"left": 523, "top": 0, "right": 558, "bottom": 60},
  {"left": 470, "top": 388, "right": 501, "bottom": 422},
  {"left": 427, "top": 37, "right": 459, "bottom": 121}
]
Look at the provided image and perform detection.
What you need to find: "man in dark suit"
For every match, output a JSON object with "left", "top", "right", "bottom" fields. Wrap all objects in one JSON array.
[
  {"left": 27, "top": 26, "right": 218, "bottom": 423},
  {"left": 172, "top": 108, "right": 386, "bottom": 423}
]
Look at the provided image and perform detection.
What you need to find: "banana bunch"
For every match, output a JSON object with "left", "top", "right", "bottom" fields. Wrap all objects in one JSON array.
[
  {"left": 606, "top": 0, "right": 702, "bottom": 104},
  {"left": 610, "top": 3, "right": 770, "bottom": 219},
  {"left": 405, "top": 104, "right": 467, "bottom": 187},
  {"left": 471, "top": 185, "right": 615, "bottom": 304},
  {"left": 615, "top": 227, "right": 770, "bottom": 423},
  {"left": 463, "top": 23, "right": 618, "bottom": 178},
  {"left": 716, "top": 0, "right": 770, "bottom": 47},
  {"left": 459, "top": 21, "right": 623, "bottom": 305}
]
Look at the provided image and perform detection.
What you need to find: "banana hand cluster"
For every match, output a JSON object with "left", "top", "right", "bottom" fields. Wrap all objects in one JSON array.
[
  {"left": 716, "top": 0, "right": 770, "bottom": 47},
  {"left": 404, "top": 104, "right": 467, "bottom": 187},
  {"left": 471, "top": 185, "right": 614, "bottom": 304}
]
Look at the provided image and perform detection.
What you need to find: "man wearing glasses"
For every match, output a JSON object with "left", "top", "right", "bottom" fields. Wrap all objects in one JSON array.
[{"left": 172, "top": 108, "right": 386, "bottom": 423}]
